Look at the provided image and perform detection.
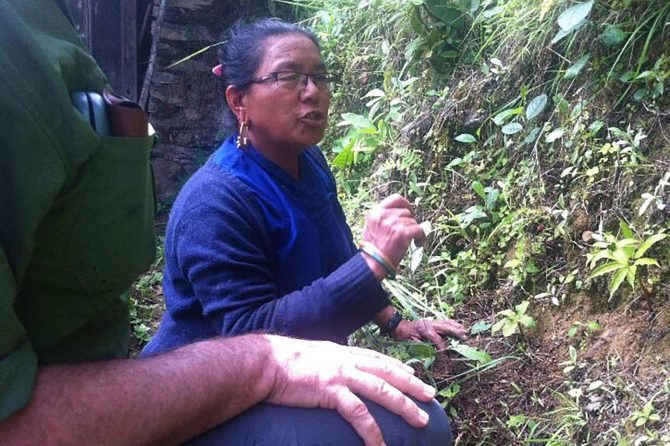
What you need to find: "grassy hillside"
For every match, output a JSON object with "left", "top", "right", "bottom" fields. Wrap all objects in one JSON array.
[{"left": 293, "top": 0, "right": 670, "bottom": 444}]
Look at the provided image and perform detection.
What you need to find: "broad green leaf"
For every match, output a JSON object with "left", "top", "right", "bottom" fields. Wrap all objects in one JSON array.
[
  {"left": 498, "top": 309, "right": 516, "bottom": 318},
  {"left": 502, "top": 122, "right": 523, "bottom": 135},
  {"left": 619, "top": 71, "right": 636, "bottom": 82},
  {"left": 634, "top": 89, "right": 648, "bottom": 101},
  {"left": 518, "top": 315, "right": 536, "bottom": 328},
  {"left": 410, "top": 246, "right": 424, "bottom": 272},
  {"left": 472, "top": 181, "right": 486, "bottom": 200},
  {"left": 546, "top": 128, "right": 565, "bottom": 142},
  {"left": 423, "top": 1, "right": 467, "bottom": 28},
  {"left": 589, "top": 120, "right": 605, "bottom": 133},
  {"left": 587, "top": 249, "right": 616, "bottom": 267},
  {"left": 616, "top": 238, "right": 639, "bottom": 248},
  {"left": 455, "top": 133, "right": 477, "bottom": 143},
  {"left": 526, "top": 94, "right": 548, "bottom": 120},
  {"left": 491, "top": 319, "right": 506, "bottom": 334},
  {"left": 524, "top": 127, "right": 541, "bottom": 144},
  {"left": 586, "top": 321, "right": 601, "bottom": 331},
  {"left": 470, "top": 320, "right": 491, "bottom": 335},
  {"left": 407, "top": 342, "right": 436, "bottom": 359},
  {"left": 626, "top": 265, "right": 636, "bottom": 288},
  {"left": 586, "top": 166, "right": 600, "bottom": 177},
  {"left": 569, "top": 345, "right": 577, "bottom": 362},
  {"left": 504, "top": 258, "right": 521, "bottom": 269},
  {"left": 363, "top": 88, "right": 386, "bottom": 98},
  {"left": 564, "top": 54, "right": 590, "bottom": 79},
  {"left": 482, "top": 6, "right": 502, "bottom": 18},
  {"left": 557, "top": 1, "right": 593, "bottom": 31},
  {"left": 619, "top": 220, "right": 634, "bottom": 239},
  {"left": 608, "top": 267, "right": 628, "bottom": 297},
  {"left": 502, "top": 321, "right": 518, "bottom": 337},
  {"left": 611, "top": 248, "right": 631, "bottom": 265},
  {"left": 588, "top": 261, "right": 622, "bottom": 279},
  {"left": 635, "top": 71, "right": 653, "bottom": 80},
  {"left": 526, "top": 260, "right": 539, "bottom": 273},
  {"left": 341, "top": 112, "right": 374, "bottom": 129},
  {"left": 600, "top": 25, "right": 626, "bottom": 46},
  {"left": 492, "top": 107, "right": 522, "bottom": 125},
  {"left": 551, "top": 18, "right": 587, "bottom": 44},
  {"left": 515, "top": 300, "right": 530, "bottom": 314},
  {"left": 450, "top": 343, "right": 493, "bottom": 364},
  {"left": 332, "top": 138, "right": 355, "bottom": 169},
  {"left": 459, "top": 206, "right": 487, "bottom": 226},
  {"left": 633, "top": 258, "right": 659, "bottom": 267},
  {"left": 485, "top": 187, "right": 499, "bottom": 210},
  {"left": 634, "top": 233, "right": 667, "bottom": 258}
]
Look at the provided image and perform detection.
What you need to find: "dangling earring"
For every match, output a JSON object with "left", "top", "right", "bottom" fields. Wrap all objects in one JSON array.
[{"left": 236, "top": 120, "right": 249, "bottom": 149}]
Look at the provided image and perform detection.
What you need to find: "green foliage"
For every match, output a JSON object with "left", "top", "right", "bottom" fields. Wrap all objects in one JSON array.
[
  {"left": 292, "top": 0, "right": 670, "bottom": 442},
  {"left": 586, "top": 221, "right": 667, "bottom": 298},
  {"left": 631, "top": 402, "right": 661, "bottom": 428},
  {"left": 491, "top": 300, "right": 536, "bottom": 338}
]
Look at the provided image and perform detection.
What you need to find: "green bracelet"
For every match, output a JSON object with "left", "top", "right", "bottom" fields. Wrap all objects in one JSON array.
[{"left": 358, "top": 242, "right": 396, "bottom": 279}]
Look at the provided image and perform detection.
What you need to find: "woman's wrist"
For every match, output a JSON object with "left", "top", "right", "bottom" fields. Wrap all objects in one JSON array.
[
  {"left": 361, "top": 252, "right": 388, "bottom": 280},
  {"left": 358, "top": 241, "right": 396, "bottom": 280}
]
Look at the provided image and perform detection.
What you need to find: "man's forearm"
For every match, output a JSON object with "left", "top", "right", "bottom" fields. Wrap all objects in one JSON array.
[{"left": 0, "top": 335, "right": 277, "bottom": 446}]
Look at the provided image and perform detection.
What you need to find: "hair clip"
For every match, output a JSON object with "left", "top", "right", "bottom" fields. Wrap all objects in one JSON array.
[{"left": 212, "top": 64, "right": 223, "bottom": 77}]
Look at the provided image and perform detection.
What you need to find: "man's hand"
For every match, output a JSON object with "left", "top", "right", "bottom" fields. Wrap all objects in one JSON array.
[{"left": 264, "top": 336, "right": 435, "bottom": 446}]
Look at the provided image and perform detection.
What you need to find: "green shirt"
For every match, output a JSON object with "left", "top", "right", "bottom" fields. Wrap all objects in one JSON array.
[{"left": 0, "top": 0, "right": 156, "bottom": 419}]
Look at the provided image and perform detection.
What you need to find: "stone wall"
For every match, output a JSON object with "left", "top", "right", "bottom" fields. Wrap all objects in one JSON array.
[{"left": 147, "top": 0, "right": 294, "bottom": 200}]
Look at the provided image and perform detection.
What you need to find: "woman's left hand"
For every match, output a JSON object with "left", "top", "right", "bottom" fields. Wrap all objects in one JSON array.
[{"left": 392, "top": 319, "right": 468, "bottom": 350}]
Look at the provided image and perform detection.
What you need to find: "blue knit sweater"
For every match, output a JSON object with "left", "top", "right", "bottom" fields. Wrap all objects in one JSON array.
[{"left": 142, "top": 137, "right": 389, "bottom": 354}]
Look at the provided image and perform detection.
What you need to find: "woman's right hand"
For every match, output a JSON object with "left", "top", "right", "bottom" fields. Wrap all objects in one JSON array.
[{"left": 361, "top": 194, "right": 426, "bottom": 276}]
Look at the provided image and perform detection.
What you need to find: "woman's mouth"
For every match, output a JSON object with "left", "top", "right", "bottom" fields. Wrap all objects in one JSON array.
[{"left": 300, "top": 111, "right": 326, "bottom": 127}]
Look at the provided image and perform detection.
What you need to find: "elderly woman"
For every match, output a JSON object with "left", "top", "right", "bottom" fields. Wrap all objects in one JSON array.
[{"left": 144, "top": 18, "right": 465, "bottom": 445}]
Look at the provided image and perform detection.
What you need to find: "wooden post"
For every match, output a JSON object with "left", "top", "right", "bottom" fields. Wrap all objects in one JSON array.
[{"left": 64, "top": 0, "right": 139, "bottom": 100}]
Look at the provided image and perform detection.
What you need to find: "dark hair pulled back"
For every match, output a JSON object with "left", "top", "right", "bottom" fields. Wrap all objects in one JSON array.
[{"left": 217, "top": 17, "right": 321, "bottom": 134}]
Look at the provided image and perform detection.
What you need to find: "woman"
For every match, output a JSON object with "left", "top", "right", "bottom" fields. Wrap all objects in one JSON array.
[
  {"left": 144, "top": 17, "right": 466, "bottom": 446},
  {"left": 144, "top": 18, "right": 466, "bottom": 356}
]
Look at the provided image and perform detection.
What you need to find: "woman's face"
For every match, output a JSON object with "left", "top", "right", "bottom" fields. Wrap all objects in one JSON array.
[{"left": 241, "top": 33, "right": 331, "bottom": 156}]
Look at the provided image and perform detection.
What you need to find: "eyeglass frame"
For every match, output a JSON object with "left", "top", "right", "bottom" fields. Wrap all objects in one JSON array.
[{"left": 244, "top": 70, "right": 336, "bottom": 93}]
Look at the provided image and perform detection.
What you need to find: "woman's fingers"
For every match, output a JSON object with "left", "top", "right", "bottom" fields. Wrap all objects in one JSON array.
[
  {"left": 433, "top": 319, "right": 469, "bottom": 341},
  {"left": 376, "top": 193, "right": 413, "bottom": 212},
  {"left": 394, "top": 319, "right": 469, "bottom": 349},
  {"left": 363, "top": 195, "right": 427, "bottom": 266}
]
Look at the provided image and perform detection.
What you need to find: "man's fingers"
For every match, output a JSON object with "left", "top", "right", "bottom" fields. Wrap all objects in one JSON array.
[
  {"left": 332, "top": 390, "right": 385, "bottom": 446},
  {"left": 354, "top": 359, "right": 435, "bottom": 403},
  {"left": 343, "top": 345, "right": 416, "bottom": 374},
  {"left": 345, "top": 371, "right": 431, "bottom": 429}
]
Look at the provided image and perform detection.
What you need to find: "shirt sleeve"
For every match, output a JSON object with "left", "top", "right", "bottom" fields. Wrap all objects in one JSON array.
[
  {"left": 0, "top": 250, "right": 38, "bottom": 420},
  {"left": 0, "top": 0, "right": 105, "bottom": 419},
  {"left": 168, "top": 171, "right": 390, "bottom": 343}
]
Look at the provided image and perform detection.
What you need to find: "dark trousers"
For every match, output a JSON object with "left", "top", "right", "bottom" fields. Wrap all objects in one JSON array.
[{"left": 185, "top": 397, "right": 453, "bottom": 445}]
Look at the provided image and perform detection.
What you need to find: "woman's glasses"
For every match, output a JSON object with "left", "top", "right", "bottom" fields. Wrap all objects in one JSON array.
[{"left": 248, "top": 71, "right": 335, "bottom": 93}]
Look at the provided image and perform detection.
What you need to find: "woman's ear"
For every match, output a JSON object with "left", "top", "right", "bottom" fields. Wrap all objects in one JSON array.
[{"left": 225, "top": 85, "right": 246, "bottom": 122}]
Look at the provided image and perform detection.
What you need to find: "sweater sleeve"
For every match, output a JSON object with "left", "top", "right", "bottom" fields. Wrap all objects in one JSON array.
[{"left": 169, "top": 171, "right": 390, "bottom": 343}]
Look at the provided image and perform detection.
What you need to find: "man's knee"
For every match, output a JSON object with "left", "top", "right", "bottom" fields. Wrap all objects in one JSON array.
[{"left": 368, "top": 398, "right": 453, "bottom": 446}]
